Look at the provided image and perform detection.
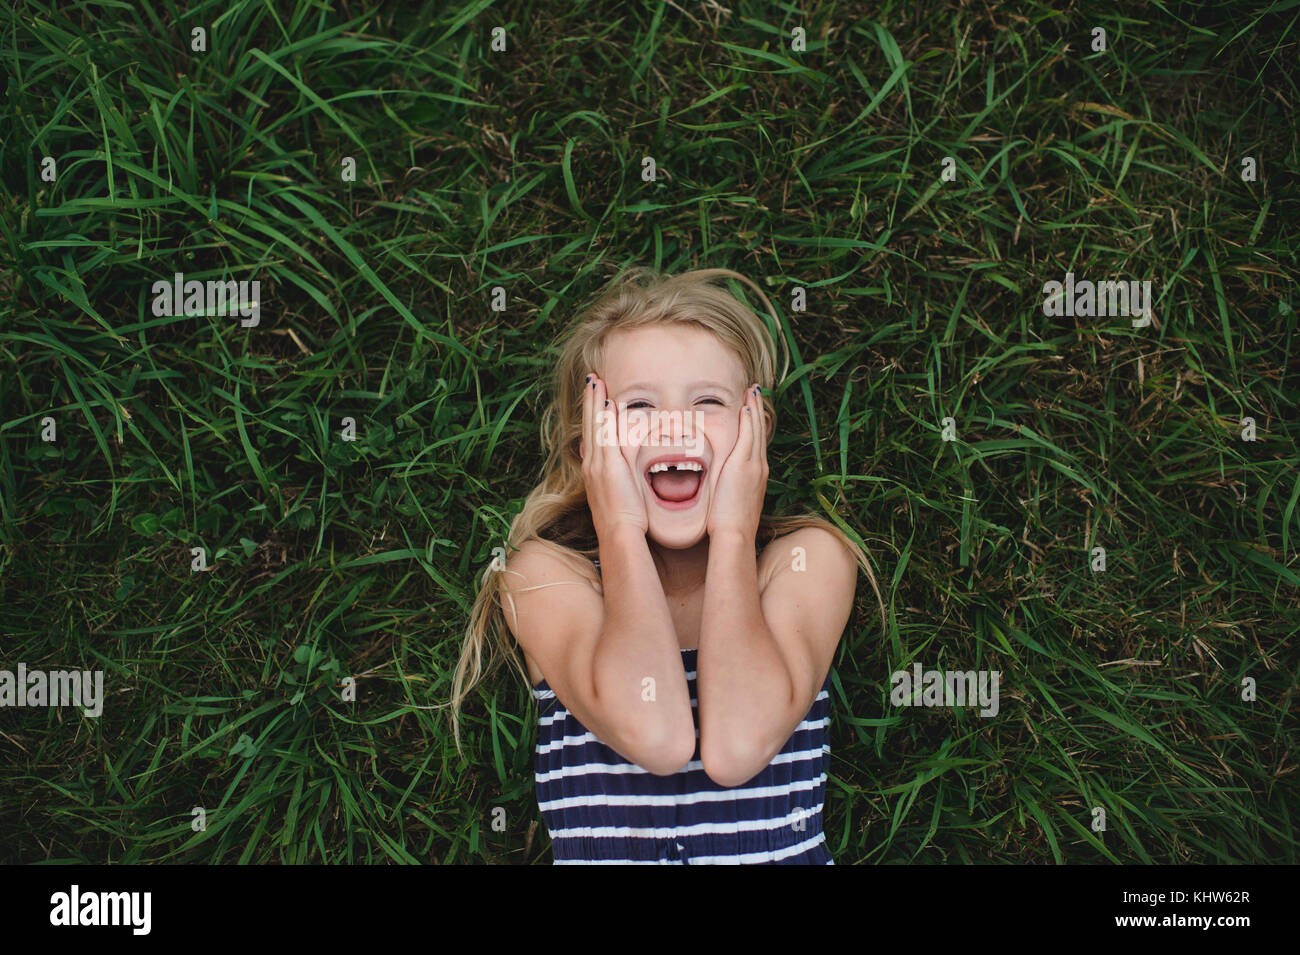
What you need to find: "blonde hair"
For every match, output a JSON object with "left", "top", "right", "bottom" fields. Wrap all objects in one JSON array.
[{"left": 448, "top": 266, "right": 886, "bottom": 753}]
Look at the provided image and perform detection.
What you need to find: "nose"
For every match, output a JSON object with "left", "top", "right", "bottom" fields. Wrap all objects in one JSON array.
[
  {"left": 649, "top": 407, "right": 700, "bottom": 451},
  {"left": 677, "top": 408, "right": 709, "bottom": 456},
  {"left": 653, "top": 408, "right": 679, "bottom": 446}
]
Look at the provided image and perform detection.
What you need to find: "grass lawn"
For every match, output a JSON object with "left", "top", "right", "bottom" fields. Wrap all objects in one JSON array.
[{"left": 0, "top": 0, "right": 1296, "bottom": 863}]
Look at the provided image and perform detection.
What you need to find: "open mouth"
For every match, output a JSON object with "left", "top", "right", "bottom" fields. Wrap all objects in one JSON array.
[{"left": 643, "top": 458, "right": 707, "bottom": 508}]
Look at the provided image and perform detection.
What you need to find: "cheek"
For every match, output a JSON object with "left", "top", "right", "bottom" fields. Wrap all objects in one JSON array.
[
  {"left": 621, "top": 445, "right": 639, "bottom": 473},
  {"left": 706, "top": 419, "right": 738, "bottom": 452}
]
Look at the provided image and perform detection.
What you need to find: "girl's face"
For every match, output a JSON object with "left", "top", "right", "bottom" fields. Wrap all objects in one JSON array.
[{"left": 599, "top": 323, "right": 766, "bottom": 548}]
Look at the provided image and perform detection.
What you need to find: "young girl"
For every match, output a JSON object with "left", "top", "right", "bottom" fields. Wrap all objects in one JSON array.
[{"left": 452, "top": 267, "right": 884, "bottom": 864}]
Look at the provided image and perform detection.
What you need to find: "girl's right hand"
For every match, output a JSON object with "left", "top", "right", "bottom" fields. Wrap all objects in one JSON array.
[{"left": 581, "top": 373, "right": 648, "bottom": 538}]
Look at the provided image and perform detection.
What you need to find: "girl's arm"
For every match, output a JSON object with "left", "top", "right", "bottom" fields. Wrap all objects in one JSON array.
[
  {"left": 507, "top": 374, "right": 695, "bottom": 775},
  {"left": 591, "top": 523, "right": 696, "bottom": 770},
  {"left": 584, "top": 374, "right": 695, "bottom": 770},
  {"left": 504, "top": 534, "right": 695, "bottom": 775},
  {"left": 696, "top": 386, "right": 856, "bottom": 787},
  {"left": 698, "top": 526, "right": 856, "bottom": 787}
]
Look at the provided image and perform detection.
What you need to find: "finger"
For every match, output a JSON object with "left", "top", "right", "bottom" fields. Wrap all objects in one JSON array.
[
  {"left": 743, "top": 384, "right": 759, "bottom": 459},
  {"left": 744, "top": 384, "right": 761, "bottom": 459},
  {"left": 591, "top": 375, "right": 604, "bottom": 463},
  {"left": 597, "top": 377, "right": 614, "bottom": 466},
  {"left": 589, "top": 373, "right": 606, "bottom": 464},
  {"left": 582, "top": 372, "right": 595, "bottom": 462}
]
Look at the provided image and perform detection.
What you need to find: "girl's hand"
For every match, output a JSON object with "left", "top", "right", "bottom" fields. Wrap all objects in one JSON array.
[
  {"left": 706, "top": 384, "right": 768, "bottom": 541},
  {"left": 581, "top": 373, "right": 649, "bottom": 539}
]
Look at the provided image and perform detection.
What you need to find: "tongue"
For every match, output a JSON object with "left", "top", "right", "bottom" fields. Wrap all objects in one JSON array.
[{"left": 650, "top": 469, "right": 702, "bottom": 502}]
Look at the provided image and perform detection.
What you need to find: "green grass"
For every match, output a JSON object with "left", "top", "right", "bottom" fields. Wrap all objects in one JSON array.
[{"left": 0, "top": 0, "right": 1296, "bottom": 864}]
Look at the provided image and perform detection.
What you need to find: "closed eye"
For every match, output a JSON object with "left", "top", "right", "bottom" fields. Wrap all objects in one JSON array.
[{"left": 626, "top": 398, "right": 725, "bottom": 408}]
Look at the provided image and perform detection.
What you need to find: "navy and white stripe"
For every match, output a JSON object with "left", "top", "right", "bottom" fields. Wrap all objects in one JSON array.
[{"left": 532, "top": 647, "right": 834, "bottom": 864}]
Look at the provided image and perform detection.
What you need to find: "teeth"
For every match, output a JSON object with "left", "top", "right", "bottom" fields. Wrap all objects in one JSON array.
[{"left": 647, "top": 461, "right": 703, "bottom": 473}]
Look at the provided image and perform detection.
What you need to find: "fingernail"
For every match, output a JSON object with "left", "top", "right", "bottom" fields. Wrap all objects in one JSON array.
[
  {"left": 604, "top": 399, "right": 609, "bottom": 407},
  {"left": 591, "top": 381, "right": 596, "bottom": 390},
  {"left": 585, "top": 374, "right": 592, "bottom": 383}
]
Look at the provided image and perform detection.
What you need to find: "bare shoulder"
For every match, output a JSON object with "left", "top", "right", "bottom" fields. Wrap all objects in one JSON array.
[
  {"left": 501, "top": 540, "right": 601, "bottom": 601},
  {"left": 758, "top": 524, "right": 859, "bottom": 702},
  {"left": 499, "top": 540, "right": 603, "bottom": 687},
  {"left": 758, "top": 524, "right": 858, "bottom": 599}
]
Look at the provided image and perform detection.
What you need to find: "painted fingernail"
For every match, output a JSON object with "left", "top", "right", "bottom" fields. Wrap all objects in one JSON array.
[
  {"left": 591, "top": 381, "right": 596, "bottom": 390},
  {"left": 604, "top": 399, "right": 609, "bottom": 407},
  {"left": 585, "top": 374, "right": 592, "bottom": 383}
]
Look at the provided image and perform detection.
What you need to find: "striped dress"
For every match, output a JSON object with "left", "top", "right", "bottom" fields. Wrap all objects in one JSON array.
[{"left": 530, "top": 562, "right": 835, "bottom": 864}]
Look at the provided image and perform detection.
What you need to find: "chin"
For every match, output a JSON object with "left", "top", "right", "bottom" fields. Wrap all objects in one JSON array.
[
  {"left": 642, "top": 483, "right": 713, "bottom": 550},
  {"left": 646, "top": 522, "right": 708, "bottom": 550}
]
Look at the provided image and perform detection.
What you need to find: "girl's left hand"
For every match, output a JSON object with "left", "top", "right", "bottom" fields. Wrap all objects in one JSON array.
[{"left": 706, "top": 384, "right": 769, "bottom": 540}]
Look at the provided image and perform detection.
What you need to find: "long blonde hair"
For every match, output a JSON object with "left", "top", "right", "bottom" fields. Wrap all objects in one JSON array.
[{"left": 448, "top": 266, "right": 886, "bottom": 753}]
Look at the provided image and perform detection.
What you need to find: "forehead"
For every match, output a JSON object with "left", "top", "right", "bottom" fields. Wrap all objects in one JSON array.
[{"left": 601, "top": 324, "right": 745, "bottom": 389}]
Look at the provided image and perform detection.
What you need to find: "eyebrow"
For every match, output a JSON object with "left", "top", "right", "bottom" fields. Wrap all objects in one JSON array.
[{"left": 618, "top": 381, "right": 737, "bottom": 394}]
